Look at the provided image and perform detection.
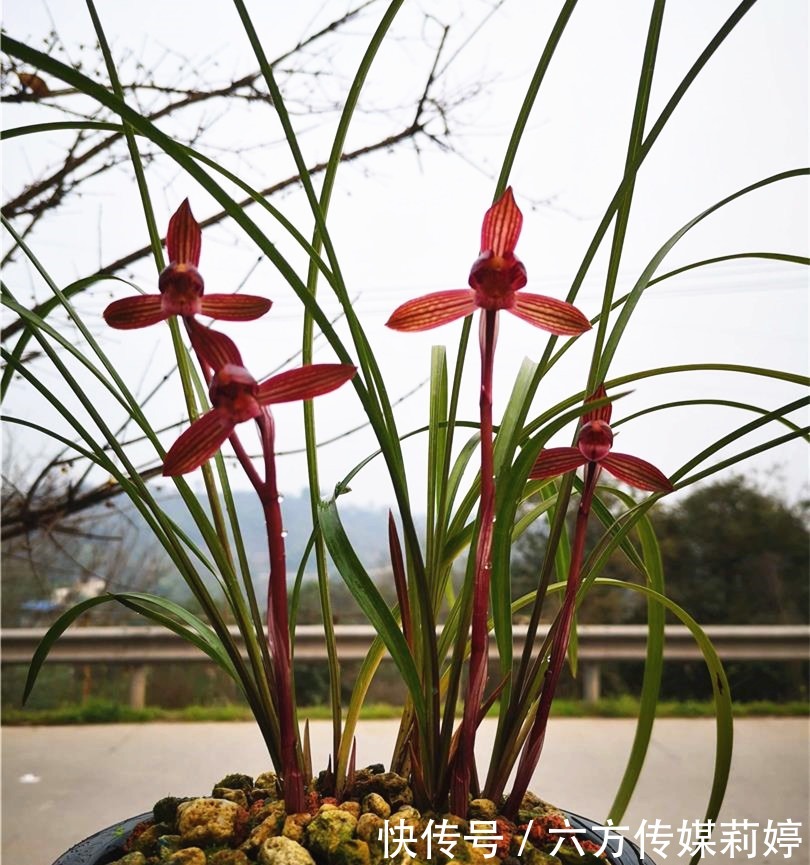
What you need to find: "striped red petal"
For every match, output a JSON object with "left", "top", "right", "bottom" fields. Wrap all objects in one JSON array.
[
  {"left": 481, "top": 187, "right": 522, "bottom": 256},
  {"left": 186, "top": 318, "right": 243, "bottom": 370},
  {"left": 583, "top": 384, "right": 612, "bottom": 425},
  {"left": 601, "top": 452, "right": 673, "bottom": 492},
  {"left": 103, "top": 295, "right": 167, "bottom": 330},
  {"left": 529, "top": 447, "right": 587, "bottom": 480},
  {"left": 386, "top": 289, "right": 476, "bottom": 332},
  {"left": 162, "top": 408, "right": 234, "bottom": 476},
  {"left": 511, "top": 293, "right": 592, "bottom": 335},
  {"left": 166, "top": 199, "right": 202, "bottom": 266},
  {"left": 199, "top": 294, "right": 272, "bottom": 321},
  {"left": 257, "top": 363, "right": 356, "bottom": 404}
]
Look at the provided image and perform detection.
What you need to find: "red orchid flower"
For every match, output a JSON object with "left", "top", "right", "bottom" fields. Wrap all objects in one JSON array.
[
  {"left": 530, "top": 385, "right": 673, "bottom": 492},
  {"left": 162, "top": 322, "right": 355, "bottom": 476},
  {"left": 104, "top": 200, "right": 272, "bottom": 330},
  {"left": 385, "top": 188, "right": 591, "bottom": 335}
]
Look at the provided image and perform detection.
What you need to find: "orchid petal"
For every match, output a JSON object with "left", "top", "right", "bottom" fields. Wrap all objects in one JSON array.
[
  {"left": 166, "top": 199, "right": 201, "bottom": 266},
  {"left": 103, "top": 295, "right": 167, "bottom": 330},
  {"left": 199, "top": 294, "right": 272, "bottom": 321},
  {"left": 257, "top": 364, "right": 356, "bottom": 404},
  {"left": 187, "top": 319, "right": 243, "bottom": 370},
  {"left": 162, "top": 408, "right": 234, "bottom": 476},
  {"left": 601, "top": 452, "right": 673, "bottom": 492},
  {"left": 511, "top": 293, "right": 592, "bottom": 335},
  {"left": 386, "top": 290, "right": 476, "bottom": 332},
  {"left": 529, "top": 447, "right": 587, "bottom": 480},
  {"left": 583, "top": 384, "right": 612, "bottom": 425},
  {"left": 481, "top": 187, "right": 522, "bottom": 256}
]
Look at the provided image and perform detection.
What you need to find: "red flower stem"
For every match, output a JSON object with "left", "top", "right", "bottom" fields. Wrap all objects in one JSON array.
[
  {"left": 227, "top": 431, "right": 264, "bottom": 490},
  {"left": 503, "top": 461, "right": 600, "bottom": 818},
  {"left": 182, "top": 324, "right": 283, "bottom": 763},
  {"left": 451, "top": 309, "right": 498, "bottom": 815},
  {"left": 256, "top": 409, "right": 306, "bottom": 814}
]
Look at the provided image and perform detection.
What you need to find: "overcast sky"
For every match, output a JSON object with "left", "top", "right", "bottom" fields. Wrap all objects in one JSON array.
[{"left": 3, "top": 0, "right": 808, "bottom": 511}]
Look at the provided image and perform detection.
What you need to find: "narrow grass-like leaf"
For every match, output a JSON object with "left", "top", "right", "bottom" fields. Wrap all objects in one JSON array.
[
  {"left": 490, "top": 359, "right": 540, "bottom": 684},
  {"left": 1, "top": 274, "right": 137, "bottom": 398},
  {"left": 23, "top": 593, "right": 238, "bottom": 702},
  {"left": 426, "top": 346, "right": 449, "bottom": 588},
  {"left": 586, "top": 0, "right": 665, "bottom": 392},
  {"left": 23, "top": 597, "right": 119, "bottom": 703},
  {"left": 677, "top": 426, "right": 809, "bottom": 491},
  {"left": 600, "top": 494, "right": 665, "bottom": 824},
  {"left": 647, "top": 252, "right": 809, "bottom": 287},
  {"left": 336, "top": 635, "right": 388, "bottom": 785},
  {"left": 598, "top": 169, "right": 810, "bottom": 381},
  {"left": 319, "top": 498, "right": 427, "bottom": 731},
  {"left": 1, "top": 120, "right": 124, "bottom": 139},
  {"left": 670, "top": 397, "right": 809, "bottom": 485},
  {"left": 494, "top": 0, "right": 579, "bottom": 196},
  {"left": 529, "top": 0, "right": 760, "bottom": 398},
  {"left": 595, "top": 579, "right": 733, "bottom": 864},
  {"left": 615, "top": 398, "right": 808, "bottom": 437},
  {"left": 114, "top": 592, "right": 240, "bottom": 680}
]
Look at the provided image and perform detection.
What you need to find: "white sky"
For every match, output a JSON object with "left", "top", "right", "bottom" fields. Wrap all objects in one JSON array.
[{"left": 2, "top": 0, "right": 808, "bottom": 511}]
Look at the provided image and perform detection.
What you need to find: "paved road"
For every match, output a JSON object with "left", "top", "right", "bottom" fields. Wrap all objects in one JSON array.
[{"left": 3, "top": 718, "right": 808, "bottom": 865}]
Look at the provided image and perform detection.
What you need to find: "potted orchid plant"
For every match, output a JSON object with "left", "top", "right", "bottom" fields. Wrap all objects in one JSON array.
[{"left": 2, "top": 2, "right": 807, "bottom": 864}]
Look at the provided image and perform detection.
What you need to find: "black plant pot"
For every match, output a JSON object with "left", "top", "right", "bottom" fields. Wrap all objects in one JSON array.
[
  {"left": 52, "top": 808, "right": 652, "bottom": 865},
  {"left": 51, "top": 813, "right": 151, "bottom": 865}
]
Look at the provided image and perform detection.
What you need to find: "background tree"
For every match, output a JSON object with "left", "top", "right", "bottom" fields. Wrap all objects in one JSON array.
[
  {"left": 510, "top": 475, "right": 809, "bottom": 700},
  {"left": 1, "top": 1, "right": 499, "bottom": 546},
  {"left": 654, "top": 475, "right": 809, "bottom": 626}
]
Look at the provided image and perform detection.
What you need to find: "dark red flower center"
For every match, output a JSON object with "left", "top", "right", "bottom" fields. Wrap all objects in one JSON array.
[
  {"left": 577, "top": 419, "right": 614, "bottom": 462},
  {"left": 158, "top": 263, "right": 205, "bottom": 316},
  {"left": 468, "top": 251, "right": 528, "bottom": 310},
  {"left": 210, "top": 364, "right": 261, "bottom": 423}
]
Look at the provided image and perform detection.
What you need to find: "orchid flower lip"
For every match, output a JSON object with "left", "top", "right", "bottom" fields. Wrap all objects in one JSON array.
[
  {"left": 158, "top": 262, "right": 204, "bottom": 297},
  {"left": 209, "top": 364, "right": 262, "bottom": 424},
  {"left": 577, "top": 419, "right": 614, "bottom": 463}
]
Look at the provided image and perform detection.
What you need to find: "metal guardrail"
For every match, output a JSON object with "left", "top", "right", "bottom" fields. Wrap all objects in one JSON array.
[
  {"left": 3, "top": 624, "right": 808, "bottom": 706},
  {"left": 3, "top": 623, "right": 809, "bottom": 663}
]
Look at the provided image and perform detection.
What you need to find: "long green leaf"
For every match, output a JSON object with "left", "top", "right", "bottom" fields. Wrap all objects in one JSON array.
[
  {"left": 600, "top": 494, "right": 665, "bottom": 824},
  {"left": 426, "top": 346, "right": 449, "bottom": 588},
  {"left": 114, "top": 592, "right": 240, "bottom": 680},
  {"left": 647, "top": 251, "right": 810, "bottom": 286},
  {"left": 1, "top": 273, "right": 137, "bottom": 398},
  {"left": 489, "top": 359, "right": 540, "bottom": 680},
  {"left": 616, "top": 398, "right": 808, "bottom": 437},
  {"left": 595, "top": 579, "right": 732, "bottom": 865},
  {"left": 587, "top": 0, "right": 665, "bottom": 391},
  {"left": 1, "top": 120, "right": 125, "bottom": 139},
  {"left": 516, "top": 0, "right": 758, "bottom": 448},
  {"left": 318, "top": 498, "right": 427, "bottom": 731},
  {"left": 23, "top": 592, "right": 238, "bottom": 703},
  {"left": 670, "top": 397, "right": 809, "bottom": 484},
  {"left": 522, "top": 364, "right": 808, "bottom": 442},
  {"left": 599, "top": 169, "right": 810, "bottom": 381},
  {"left": 495, "top": 0, "right": 579, "bottom": 195}
]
